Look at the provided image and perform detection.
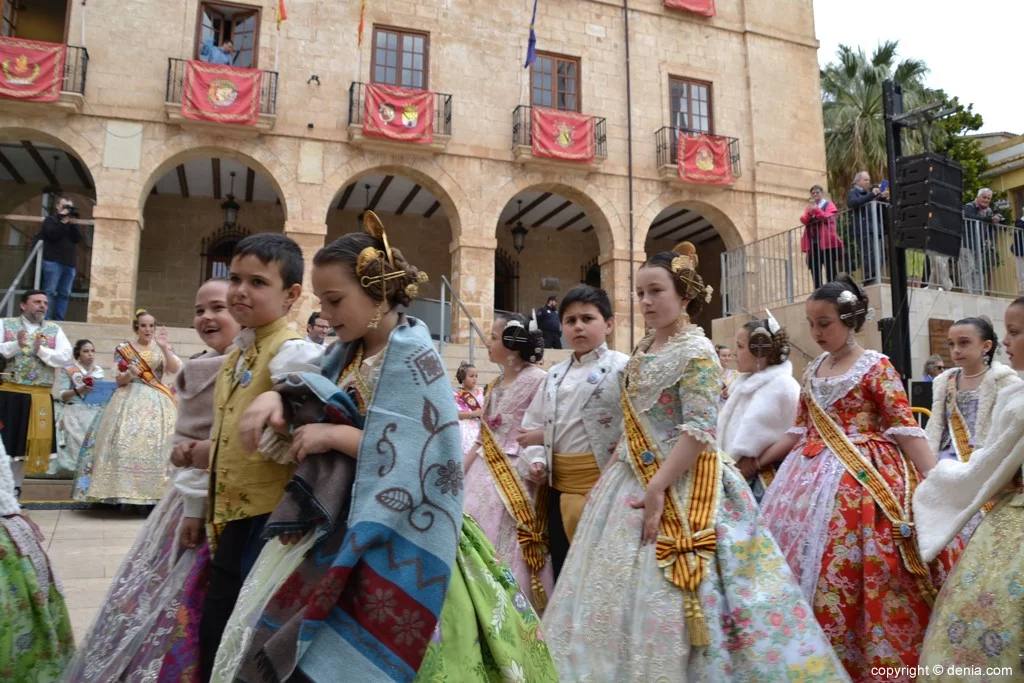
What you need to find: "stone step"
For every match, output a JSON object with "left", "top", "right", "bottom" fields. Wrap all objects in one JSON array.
[{"left": 19, "top": 478, "right": 73, "bottom": 502}]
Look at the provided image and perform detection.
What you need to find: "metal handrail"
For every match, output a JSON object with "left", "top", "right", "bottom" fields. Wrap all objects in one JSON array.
[
  {"left": 439, "top": 275, "right": 488, "bottom": 365},
  {"left": 0, "top": 240, "right": 44, "bottom": 317}
]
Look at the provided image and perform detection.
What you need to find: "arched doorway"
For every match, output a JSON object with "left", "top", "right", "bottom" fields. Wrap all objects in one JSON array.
[
  {"left": 644, "top": 204, "right": 729, "bottom": 330},
  {"left": 494, "top": 188, "right": 602, "bottom": 320},
  {"left": 328, "top": 171, "right": 454, "bottom": 338},
  {"left": 0, "top": 137, "right": 96, "bottom": 320},
  {"left": 138, "top": 155, "right": 284, "bottom": 326}
]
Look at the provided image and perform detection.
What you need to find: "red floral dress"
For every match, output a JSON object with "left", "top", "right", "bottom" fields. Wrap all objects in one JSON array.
[{"left": 761, "top": 350, "right": 962, "bottom": 682}]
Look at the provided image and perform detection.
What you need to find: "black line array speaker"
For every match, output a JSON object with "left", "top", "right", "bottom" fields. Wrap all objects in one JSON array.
[{"left": 894, "top": 153, "right": 964, "bottom": 258}]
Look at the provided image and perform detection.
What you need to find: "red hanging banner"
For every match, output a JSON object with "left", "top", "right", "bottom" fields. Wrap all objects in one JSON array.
[
  {"left": 0, "top": 37, "right": 65, "bottom": 102},
  {"left": 531, "top": 107, "right": 595, "bottom": 163},
  {"left": 363, "top": 83, "right": 434, "bottom": 143},
  {"left": 678, "top": 133, "right": 734, "bottom": 185},
  {"left": 182, "top": 60, "right": 263, "bottom": 126},
  {"left": 664, "top": 0, "right": 717, "bottom": 16}
]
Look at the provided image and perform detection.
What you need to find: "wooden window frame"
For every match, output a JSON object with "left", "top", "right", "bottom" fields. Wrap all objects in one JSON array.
[
  {"left": 193, "top": 1, "right": 262, "bottom": 68},
  {"left": 369, "top": 25, "right": 430, "bottom": 90},
  {"left": 530, "top": 51, "right": 581, "bottom": 112},
  {"left": 0, "top": 0, "right": 17, "bottom": 38},
  {"left": 669, "top": 76, "right": 714, "bottom": 135},
  {"left": 0, "top": 0, "right": 72, "bottom": 42}
]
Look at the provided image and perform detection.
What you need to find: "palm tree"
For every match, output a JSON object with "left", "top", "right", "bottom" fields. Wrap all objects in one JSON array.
[{"left": 821, "top": 41, "right": 930, "bottom": 198}]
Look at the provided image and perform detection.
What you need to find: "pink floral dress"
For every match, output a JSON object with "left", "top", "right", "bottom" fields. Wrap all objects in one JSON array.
[{"left": 463, "top": 365, "right": 553, "bottom": 607}]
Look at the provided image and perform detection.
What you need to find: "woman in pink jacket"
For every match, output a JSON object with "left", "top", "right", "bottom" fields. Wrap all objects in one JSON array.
[{"left": 801, "top": 184, "right": 843, "bottom": 289}]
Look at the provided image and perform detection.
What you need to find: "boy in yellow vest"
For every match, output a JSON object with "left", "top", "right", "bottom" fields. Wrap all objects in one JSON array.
[{"left": 198, "top": 234, "right": 323, "bottom": 681}]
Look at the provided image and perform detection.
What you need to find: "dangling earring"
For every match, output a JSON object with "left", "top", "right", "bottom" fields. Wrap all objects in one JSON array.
[
  {"left": 846, "top": 332, "right": 856, "bottom": 348},
  {"left": 367, "top": 300, "right": 386, "bottom": 329}
]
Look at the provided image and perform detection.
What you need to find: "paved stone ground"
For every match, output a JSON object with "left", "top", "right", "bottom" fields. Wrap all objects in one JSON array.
[{"left": 26, "top": 509, "right": 147, "bottom": 641}]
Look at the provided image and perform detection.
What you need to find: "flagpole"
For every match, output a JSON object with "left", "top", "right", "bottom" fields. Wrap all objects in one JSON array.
[{"left": 274, "top": 27, "right": 280, "bottom": 73}]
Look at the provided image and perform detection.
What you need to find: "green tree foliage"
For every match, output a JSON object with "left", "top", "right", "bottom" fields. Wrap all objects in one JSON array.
[
  {"left": 931, "top": 96, "right": 1006, "bottom": 215},
  {"left": 821, "top": 41, "right": 929, "bottom": 197},
  {"left": 821, "top": 42, "right": 1003, "bottom": 216}
]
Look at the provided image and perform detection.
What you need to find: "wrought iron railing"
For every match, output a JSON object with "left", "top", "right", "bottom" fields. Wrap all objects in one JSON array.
[
  {"left": 655, "top": 126, "right": 741, "bottom": 178},
  {"left": 61, "top": 45, "right": 88, "bottom": 95},
  {"left": 511, "top": 105, "right": 608, "bottom": 159},
  {"left": 348, "top": 81, "right": 453, "bottom": 137},
  {"left": 165, "top": 58, "right": 278, "bottom": 116},
  {"left": 719, "top": 200, "right": 1024, "bottom": 315}
]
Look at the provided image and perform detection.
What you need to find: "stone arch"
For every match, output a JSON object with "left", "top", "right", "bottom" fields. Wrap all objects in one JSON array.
[
  {"left": 136, "top": 139, "right": 295, "bottom": 221},
  {"left": 0, "top": 124, "right": 102, "bottom": 205},
  {"left": 318, "top": 157, "right": 469, "bottom": 240},
  {"left": 635, "top": 191, "right": 745, "bottom": 252},
  {"left": 481, "top": 174, "right": 621, "bottom": 255}
]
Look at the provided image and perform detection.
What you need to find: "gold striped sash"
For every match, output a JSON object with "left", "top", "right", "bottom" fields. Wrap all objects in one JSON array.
[
  {"left": 620, "top": 387, "right": 720, "bottom": 647},
  {"left": 118, "top": 342, "right": 175, "bottom": 403},
  {"left": 803, "top": 385, "right": 936, "bottom": 604},
  {"left": 478, "top": 421, "right": 550, "bottom": 608},
  {"left": 946, "top": 384, "right": 974, "bottom": 464}
]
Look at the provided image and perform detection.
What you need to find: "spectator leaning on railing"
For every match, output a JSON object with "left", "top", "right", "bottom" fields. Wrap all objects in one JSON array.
[
  {"left": 846, "top": 171, "right": 889, "bottom": 285},
  {"left": 800, "top": 184, "right": 842, "bottom": 290},
  {"left": 961, "top": 188, "right": 1001, "bottom": 294}
]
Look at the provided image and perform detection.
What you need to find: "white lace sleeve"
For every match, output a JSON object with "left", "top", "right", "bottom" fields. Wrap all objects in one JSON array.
[{"left": 884, "top": 425, "right": 927, "bottom": 442}]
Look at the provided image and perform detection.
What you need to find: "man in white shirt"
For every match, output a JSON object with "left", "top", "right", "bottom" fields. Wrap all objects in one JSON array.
[
  {"left": 0, "top": 290, "right": 72, "bottom": 475},
  {"left": 305, "top": 311, "right": 331, "bottom": 347}
]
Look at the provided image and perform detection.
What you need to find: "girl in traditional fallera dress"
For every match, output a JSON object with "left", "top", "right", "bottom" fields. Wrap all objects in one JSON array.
[
  {"left": 49, "top": 339, "right": 105, "bottom": 478},
  {"left": 758, "top": 275, "right": 961, "bottom": 682},
  {"left": 915, "top": 297, "right": 1024, "bottom": 682},
  {"left": 717, "top": 314, "right": 800, "bottom": 503},
  {"left": 212, "top": 213, "right": 556, "bottom": 682},
  {"left": 65, "top": 279, "right": 241, "bottom": 683},
  {"left": 462, "top": 313, "right": 554, "bottom": 609},
  {"left": 926, "top": 317, "right": 1019, "bottom": 464},
  {"left": 0, "top": 435, "right": 73, "bottom": 679},
  {"left": 542, "top": 244, "right": 846, "bottom": 681},
  {"left": 73, "top": 309, "right": 180, "bottom": 506},
  {"left": 453, "top": 362, "right": 484, "bottom": 457}
]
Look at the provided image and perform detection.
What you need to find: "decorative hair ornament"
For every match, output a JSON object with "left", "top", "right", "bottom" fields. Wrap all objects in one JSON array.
[
  {"left": 765, "top": 308, "right": 781, "bottom": 335},
  {"left": 837, "top": 290, "right": 858, "bottom": 306},
  {"left": 671, "top": 242, "right": 711, "bottom": 303},
  {"left": 355, "top": 210, "right": 408, "bottom": 294},
  {"left": 404, "top": 271, "right": 430, "bottom": 300},
  {"left": 502, "top": 319, "right": 529, "bottom": 351}
]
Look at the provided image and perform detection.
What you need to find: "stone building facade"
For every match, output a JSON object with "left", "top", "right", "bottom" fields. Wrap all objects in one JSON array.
[{"left": 0, "top": 0, "right": 826, "bottom": 348}]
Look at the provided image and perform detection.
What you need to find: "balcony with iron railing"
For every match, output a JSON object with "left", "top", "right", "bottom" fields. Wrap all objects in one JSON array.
[
  {"left": 655, "top": 126, "right": 741, "bottom": 185},
  {"left": 512, "top": 105, "right": 608, "bottom": 171},
  {"left": 164, "top": 58, "right": 278, "bottom": 135},
  {"left": 347, "top": 81, "right": 452, "bottom": 154},
  {"left": 0, "top": 44, "right": 88, "bottom": 115},
  {"left": 719, "top": 201, "right": 1024, "bottom": 317}
]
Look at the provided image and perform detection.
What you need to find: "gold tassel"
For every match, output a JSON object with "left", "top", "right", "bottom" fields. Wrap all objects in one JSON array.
[
  {"left": 531, "top": 573, "right": 548, "bottom": 612},
  {"left": 684, "top": 592, "right": 709, "bottom": 647}
]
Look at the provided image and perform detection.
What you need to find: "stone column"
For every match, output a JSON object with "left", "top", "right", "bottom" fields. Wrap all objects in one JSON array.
[
  {"left": 283, "top": 219, "right": 328, "bottom": 329},
  {"left": 600, "top": 250, "right": 644, "bottom": 352},
  {"left": 87, "top": 205, "right": 142, "bottom": 324},
  {"left": 449, "top": 234, "right": 496, "bottom": 343}
]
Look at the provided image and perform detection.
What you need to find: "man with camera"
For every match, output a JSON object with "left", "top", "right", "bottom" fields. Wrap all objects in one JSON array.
[{"left": 35, "top": 197, "right": 82, "bottom": 321}]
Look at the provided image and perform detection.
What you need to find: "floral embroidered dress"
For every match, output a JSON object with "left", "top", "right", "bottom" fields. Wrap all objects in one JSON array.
[
  {"left": 73, "top": 343, "right": 177, "bottom": 504},
  {"left": 0, "top": 437, "right": 73, "bottom": 680},
  {"left": 760, "top": 350, "right": 961, "bottom": 682},
  {"left": 937, "top": 383, "right": 980, "bottom": 463},
  {"left": 542, "top": 326, "right": 847, "bottom": 681},
  {"left": 463, "top": 364, "right": 554, "bottom": 606},
  {"left": 49, "top": 362, "right": 106, "bottom": 478},
  {"left": 212, "top": 339, "right": 557, "bottom": 682},
  {"left": 453, "top": 385, "right": 485, "bottom": 457}
]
